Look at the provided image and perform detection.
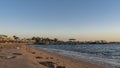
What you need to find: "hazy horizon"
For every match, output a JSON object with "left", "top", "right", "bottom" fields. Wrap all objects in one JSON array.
[{"left": 1, "top": 0, "right": 120, "bottom": 41}]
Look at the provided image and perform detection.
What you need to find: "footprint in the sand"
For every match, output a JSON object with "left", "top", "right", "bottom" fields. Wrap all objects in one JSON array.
[
  {"left": 31, "top": 52, "right": 36, "bottom": 54},
  {"left": 35, "top": 56, "right": 65, "bottom": 68},
  {"left": 0, "top": 55, "right": 16, "bottom": 59},
  {"left": 6, "top": 55, "right": 16, "bottom": 59},
  {"left": 36, "top": 56, "right": 43, "bottom": 59},
  {"left": 12, "top": 53, "right": 22, "bottom": 55},
  {"left": 46, "top": 57, "right": 54, "bottom": 60},
  {"left": 39, "top": 61, "right": 54, "bottom": 68},
  {"left": 50, "top": 57, "right": 53, "bottom": 59},
  {"left": 39, "top": 61, "right": 66, "bottom": 68}
]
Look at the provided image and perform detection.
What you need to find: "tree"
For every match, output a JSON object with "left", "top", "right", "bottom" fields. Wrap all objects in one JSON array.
[
  {"left": 53, "top": 38, "right": 58, "bottom": 42},
  {"left": 13, "top": 35, "right": 19, "bottom": 40},
  {"left": 13, "top": 35, "right": 19, "bottom": 43},
  {"left": 32, "top": 37, "right": 36, "bottom": 40}
]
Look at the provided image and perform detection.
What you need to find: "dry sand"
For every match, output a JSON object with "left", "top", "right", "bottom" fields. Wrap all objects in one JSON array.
[{"left": 0, "top": 43, "right": 107, "bottom": 68}]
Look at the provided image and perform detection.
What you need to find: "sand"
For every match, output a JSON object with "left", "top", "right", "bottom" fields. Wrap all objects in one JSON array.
[{"left": 0, "top": 43, "right": 107, "bottom": 68}]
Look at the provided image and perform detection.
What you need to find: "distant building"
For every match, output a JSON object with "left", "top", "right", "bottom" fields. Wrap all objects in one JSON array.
[
  {"left": 69, "top": 39, "right": 76, "bottom": 42},
  {"left": 0, "top": 35, "right": 8, "bottom": 40},
  {"left": 0, "top": 35, "right": 8, "bottom": 43}
]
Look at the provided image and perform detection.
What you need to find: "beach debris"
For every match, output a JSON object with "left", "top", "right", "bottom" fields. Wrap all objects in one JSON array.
[
  {"left": 39, "top": 61, "right": 54, "bottom": 68},
  {"left": 36, "top": 56, "right": 43, "bottom": 59},
  {"left": 6, "top": 55, "right": 16, "bottom": 59},
  {"left": 13, "top": 53, "right": 22, "bottom": 55}
]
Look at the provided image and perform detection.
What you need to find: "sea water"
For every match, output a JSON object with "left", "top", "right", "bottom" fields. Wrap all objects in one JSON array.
[{"left": 30, "top": 44, "right": 120, "bottom": 68}]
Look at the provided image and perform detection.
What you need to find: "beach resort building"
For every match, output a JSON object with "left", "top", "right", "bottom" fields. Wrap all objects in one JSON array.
[{"left": 0, "top": 35, "right": 8, "bottom": 40}]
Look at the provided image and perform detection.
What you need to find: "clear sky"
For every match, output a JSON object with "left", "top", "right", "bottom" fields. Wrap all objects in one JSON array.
[{"left": 0, "top": 0, "right": 120, "bottom": 41}]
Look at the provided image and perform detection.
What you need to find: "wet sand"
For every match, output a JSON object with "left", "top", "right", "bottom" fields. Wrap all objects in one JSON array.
[{"left": 0, "top": 43, "right": 107, "bottom": 68}]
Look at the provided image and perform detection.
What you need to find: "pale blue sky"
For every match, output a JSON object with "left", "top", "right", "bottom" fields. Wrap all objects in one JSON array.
[{"left": 0, "top": 0, "right": 120, "bottom": 41}]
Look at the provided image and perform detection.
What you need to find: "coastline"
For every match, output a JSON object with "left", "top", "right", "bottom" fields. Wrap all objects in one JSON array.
[{"left": 0, "top": 43, "right": 106, "bottom": 68}]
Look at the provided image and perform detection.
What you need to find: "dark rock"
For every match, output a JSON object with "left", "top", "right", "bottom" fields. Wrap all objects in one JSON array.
[
  {"left": 56, "top": 66, "right": 66, "bottom": 68},
  {"left": 39, "top": 61, "right": 54, "bottom": 68}
]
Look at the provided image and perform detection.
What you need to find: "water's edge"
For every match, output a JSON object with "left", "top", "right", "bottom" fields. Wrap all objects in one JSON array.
[{"left": 30, "top": 45, "right": 120, "bottom": 68}]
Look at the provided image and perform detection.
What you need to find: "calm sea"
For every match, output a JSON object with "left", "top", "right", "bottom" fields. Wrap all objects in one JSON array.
[{"left": 30, "top": 44, "right": 120, "bottom": 68}]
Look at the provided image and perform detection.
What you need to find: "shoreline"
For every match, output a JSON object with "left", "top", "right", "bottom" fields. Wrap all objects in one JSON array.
[
  {"left": 36, "top": 47, "right": 116, "bottom": 68},
  {"left": 30, "top": 45, "right": 108, "bottom": 68},
  {"left": 0, "top": 43, "right": 106, "bottom": 68}
]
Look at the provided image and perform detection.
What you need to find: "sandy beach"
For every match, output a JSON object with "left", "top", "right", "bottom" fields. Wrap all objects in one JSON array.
[{"left": 0, "top": 43, "right": 106, "bottom": 68}]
